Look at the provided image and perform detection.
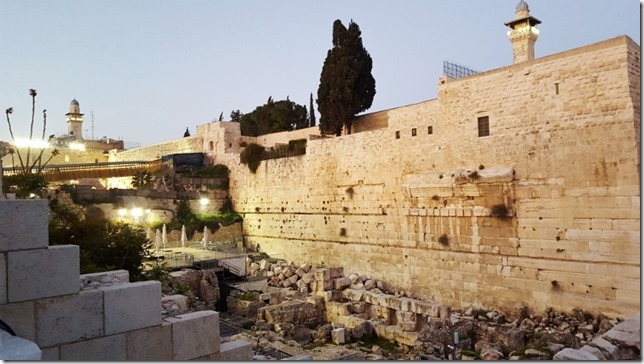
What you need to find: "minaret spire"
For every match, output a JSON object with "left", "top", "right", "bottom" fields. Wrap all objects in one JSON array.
[{"left": 504, "top": 0, "right": 541, "bottom": 64}]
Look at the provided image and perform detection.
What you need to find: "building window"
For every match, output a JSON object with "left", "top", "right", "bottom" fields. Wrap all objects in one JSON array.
[
  {"left": 411, "top": 128, "right": 417, "bottom": 137},
  {"left": 395, "top": 131, "right": 400, "bottom": 139},
  {"left": 555, "top": 82, "right": 560, "bottom": 95},
  {"left": 428, "top": 126, "right": 433, "bottom": 135},
  {"left": 209, "top": 141, "right": 214, "bottom": 151},
  {"left": 477, "top": 116, "right": 490, "bottom": 137}
]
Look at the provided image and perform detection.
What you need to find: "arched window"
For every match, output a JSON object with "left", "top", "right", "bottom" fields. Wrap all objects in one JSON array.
[{"left": 209, "top": 141, "right": 214, "bottom": 151}]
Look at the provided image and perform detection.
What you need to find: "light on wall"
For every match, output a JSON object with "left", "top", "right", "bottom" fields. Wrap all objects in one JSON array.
[{"left": 200, "top": 198, "right": 209, "bottom": 206}]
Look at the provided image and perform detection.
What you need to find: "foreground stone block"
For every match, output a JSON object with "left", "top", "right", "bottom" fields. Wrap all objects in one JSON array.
[
  {"left": 553, "top": 348, "right": 600, "bottom": 360},
  {"left": 35, "top": 290, "right": 104, "bottom": 347},
  {"left": 102, "top": 281, "right": 162, "bottom": 335},
  {"left": 8, "top": 245, "right": 79, "bottom": 302},
  {"left": 0, "top": 200, "right": 48, "bottom": 252},
  {"left": 40, "top": 346, "right": 59, "bottom": 361},
  {"left": 60, "top": 334, "right": 126, "bottom": 361},
  {"left": 166, "top": 311, "right": 220, "bottom": 360},
  {"left": 126, "top": 322, "right": 172, "bottom": 360},
  {"left": 210, "top": 339, "right": 253, "bottom": 360},
  {"left": 332, "top": 328, "right": 346, "bottom": 345},
  {"left": 0, "top": 301, "right": 35, "bottom": 341}
]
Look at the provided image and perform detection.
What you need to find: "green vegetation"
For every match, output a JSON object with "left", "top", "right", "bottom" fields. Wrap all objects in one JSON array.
[
  {"left": 49, "top": 203, "right": 150, "bottom": 280},
  {"left": 490, "top": 204, "right": 510, "bottom": 220},
  {"left": 169, "top": 198, "right": 242, "bottom": 235},
  {"left": 238, "top": 292, "right": 260, "bottom": 301},
  {"left": 240, "top": 143, "right": 265, "bottom": 173},
  {"left": 131, "top": 171, "right": 155, "bottom": 190},
  {"left": 236, "top": 97, "right": 309, "bottom": 137},
  {"left": 317, "top": 19, "right": 376, "bottom": 136},
  {"left": 2, "top": 173, "right": 48, "bottom": 198}
]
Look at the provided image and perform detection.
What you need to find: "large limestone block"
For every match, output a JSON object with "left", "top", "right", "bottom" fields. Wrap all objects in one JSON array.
[
  {"left": 332, "top": 328, "right": 346, "bottom": 344},
  {"left": 0, "top": 200, "right": 48, "bottom": 252},
  {"left": 166, "top": 311, "right": 220, "bottom": 360},
  {"left": 0, "top": 301, "right": 35, "bottom": 341},
  {"left": 126, "top": 322, "right": 172, "bottom": 361},
  {"left": 60, "top": 334, "right": 126, "bottom": 361},
  {"left": 102, "top": 281, "right": 162, "bottom": 335},
  {"left": 329, "top": 267, "right": 344, "bottom": 278},
  {"left": 342, "top": 288, "right": 365, "bottom": 302},
  {"left": 8, "top": 245, "right": 79, "bottom": 302},
  {"left": 35, "top": 290, "right": 104, "bottom": 347},
  {"left": 209, "top": 339, "right": 253, "bottom": 361},
  {"left": 553, "top": 348, "right": 600, "bottom": 360},
  {"left": 602, "top": 314, "right": 641, "bottom": 350}
]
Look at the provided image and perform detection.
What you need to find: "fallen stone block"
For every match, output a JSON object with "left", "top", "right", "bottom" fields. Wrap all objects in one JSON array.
[
  {"left": 162, "top": 294, "right": 189, "bottom": 313},
  {"left": 350, "top": 283, "right": 365, "bottom": 290},
  {"left": 314, "top": 269, "right": 330, "bottom": 282},
  {"left": 288, "top": 274, "right": 299, "bottom": 284},
  {"left": 342, "top": 288, "right": 365, "bottom": 302},
  {"left": 300, "top": 273, "right": 315, "bottom": 284},
  {"left": 283, "top": 266, "right": 294, "bottom": 278},
  {"left": 300, "top": 263, "right": 312, "bottom": 273},
  {"left": 364, "top": 279, "right": 375, "bottom": 290},
  {"left": 332, "top": 328, "right": 346, "bottom": 345},
  {"left": 348, "top": 273, "right": 360, "bottom": 284},
  {"left": 590, "top": 337, "right": 618, "bottom": 359},
  {"left": 329, "top": 267, "right": 344, "bottom": 278},
  {"left": 334, "top": 277, "right": 351, "bottom": 290},
  {"left": 553, "top": 348, "right": 600, "bottom": 360},
  {"left": 295, "top": 268, "right": 305, "bottom": 277},
  {"left": 580, "top": 345, "right": 607, "bottom": 360}
]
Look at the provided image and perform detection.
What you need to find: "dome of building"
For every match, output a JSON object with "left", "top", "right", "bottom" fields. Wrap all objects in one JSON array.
[
  {"left": 516, "top": 0, "right": 529, "bottom": 12},
  {"left": 70, "top": 99, "right": 79, "bottom": 106}
]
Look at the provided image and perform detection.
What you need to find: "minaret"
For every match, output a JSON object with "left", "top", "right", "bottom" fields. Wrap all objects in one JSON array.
[
  {"left": 504, "top": 0, "right": 541, "bottom": 64},
  {"left": 66, "top": 99, "right": 84, "bottom": 139}
]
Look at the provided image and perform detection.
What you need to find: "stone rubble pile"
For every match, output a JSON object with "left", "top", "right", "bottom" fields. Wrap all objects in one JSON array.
[{"left": 242, "top": 259, "right": 640, "bottom": 360}]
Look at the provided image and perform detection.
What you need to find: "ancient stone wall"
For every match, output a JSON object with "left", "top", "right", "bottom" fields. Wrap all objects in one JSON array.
[
  {"left": 223, "top": 36, "right": 639, "bottom": 318},
  {"left": 108, "top": 136, "right": 202, "bottom": 162}
]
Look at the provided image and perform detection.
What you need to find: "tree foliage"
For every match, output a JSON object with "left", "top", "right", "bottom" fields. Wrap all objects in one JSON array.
[
  {"left": 131, "top": 171, "right": 155, "bottom": 190},
  {"left": 309, "top": 92, "right": 316, "bottom": 127},
  {"left": 48, "top": 204, "right": 149, "bottom": 280},
  {"left": 239, "top": 97, "right": 308, "bottom": 136},
  {"left": 240, "top": 143, "right": 266, "bottom": 173},
  {"left": 317, "top": 19, "right": 376, "bottom": 136}
]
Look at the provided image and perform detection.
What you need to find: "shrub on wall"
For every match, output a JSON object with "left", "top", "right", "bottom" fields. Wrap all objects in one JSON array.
[{"left": 240, "top": 143, "right": 265, "bottom": 173}]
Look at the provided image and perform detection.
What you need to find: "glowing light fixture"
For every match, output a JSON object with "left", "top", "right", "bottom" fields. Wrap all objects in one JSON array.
[
  {"left": 200, "top": 198, "right": 209, "bottom": 206},
  {"left": 14, "top": 138, "right": 50, "bottom": 149}
]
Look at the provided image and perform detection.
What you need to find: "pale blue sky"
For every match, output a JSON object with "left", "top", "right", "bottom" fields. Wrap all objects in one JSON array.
[{"left": 0, "top": 1, "right": 640, "bottom": 147}]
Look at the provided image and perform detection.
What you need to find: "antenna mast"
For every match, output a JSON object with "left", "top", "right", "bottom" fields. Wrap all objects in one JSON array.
[{"left": 91, "top": 111, "right": 95, "bottom": 140}]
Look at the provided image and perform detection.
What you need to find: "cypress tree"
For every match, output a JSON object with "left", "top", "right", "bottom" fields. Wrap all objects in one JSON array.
[
  {"left": 309, "top": 92, "right": 316, "bottom": 127},
  {"left": 317, "top": 19, "right": 375, "bottom": 136}
]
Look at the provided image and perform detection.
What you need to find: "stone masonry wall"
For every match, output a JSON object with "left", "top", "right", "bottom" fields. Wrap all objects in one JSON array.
[
  {"left": 220, "top": 36, "right": 639, "bottom": 318},
  {"left": 108, "top": 136, "right": 202, "bottom": 162},
  {"left": 0, "top": 200, "right": 251, "bottom": 360}
]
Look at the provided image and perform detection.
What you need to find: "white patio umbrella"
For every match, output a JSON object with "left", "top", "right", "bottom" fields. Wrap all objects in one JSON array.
[
  {"left": 202, "top": 227, "right": 209, "bottom": 250},
  {"left": 155, "top": 229, "right": 161, "bottom": 252},
  {"left": 162, "top": 224, "right": 167, "bottom": 249},
  {"left": 146, "top": 227, "right": 152, "bottom": 241},
  {"left": 181, "top": 225, "right": 187, "bottom": 248}
]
